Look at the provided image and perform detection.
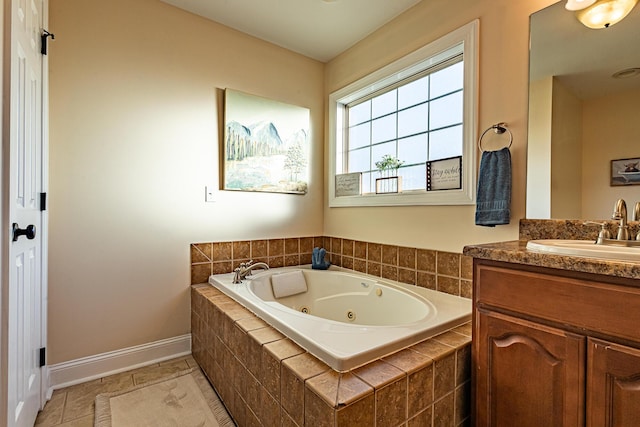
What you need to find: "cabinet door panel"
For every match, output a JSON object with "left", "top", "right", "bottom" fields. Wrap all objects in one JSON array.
[
  {"left": 588, "top": 338, "right": 640, "bottom": 427},
  {"left": 475, "top": 310, "right": 585, "bottom": 427}
]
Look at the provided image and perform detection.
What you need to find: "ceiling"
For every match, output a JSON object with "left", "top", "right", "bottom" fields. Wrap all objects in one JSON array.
[{"left": 160, "top": 0, "right": 422, "bottom": 62}]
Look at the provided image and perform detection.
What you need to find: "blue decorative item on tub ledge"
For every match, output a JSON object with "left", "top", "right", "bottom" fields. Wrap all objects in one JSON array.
[{"left": 312, "top": 247, "right": 331, "bottom": 270}]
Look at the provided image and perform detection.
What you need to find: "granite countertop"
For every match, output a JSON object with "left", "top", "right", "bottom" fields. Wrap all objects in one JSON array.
[{"left": 463, "top": 240, "right": 640, "bottom": 280}]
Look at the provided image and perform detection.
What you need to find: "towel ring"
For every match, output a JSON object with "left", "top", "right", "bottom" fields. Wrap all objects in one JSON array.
[{"left": 478, "top": 123, "right": 512, "bottom": 152}]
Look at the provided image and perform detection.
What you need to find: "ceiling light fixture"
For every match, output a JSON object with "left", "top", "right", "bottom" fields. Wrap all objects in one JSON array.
[
  {"left": 612, "top": 67, "right": 640, "bottom": 79},
  {"left": 570, "top": 0, "right": 639, "bottom": 29},
  {"left": 565, "top": 0, "right": 597, "bottom": 10}
]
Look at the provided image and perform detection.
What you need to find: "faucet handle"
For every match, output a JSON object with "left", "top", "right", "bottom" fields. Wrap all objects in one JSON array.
[{"left": 583, "top": 221, "right": 612, "bottom": 244}]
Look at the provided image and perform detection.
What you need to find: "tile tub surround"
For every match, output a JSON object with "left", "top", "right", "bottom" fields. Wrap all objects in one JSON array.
[
  {"left": 191, "top": 236, "right": 473, "bottom": 299},
  {"left": 191, "top": 285, "right": 471, "bottom": 426}
]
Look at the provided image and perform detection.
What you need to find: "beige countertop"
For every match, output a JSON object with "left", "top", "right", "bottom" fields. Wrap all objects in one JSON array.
[{"left": 463, "top": 240, "right": 640, "bottom": 280}]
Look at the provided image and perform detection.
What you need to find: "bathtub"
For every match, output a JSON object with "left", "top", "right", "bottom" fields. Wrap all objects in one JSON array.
[{"left": 208, "top": 266, "right": 471, "bottom": 371}]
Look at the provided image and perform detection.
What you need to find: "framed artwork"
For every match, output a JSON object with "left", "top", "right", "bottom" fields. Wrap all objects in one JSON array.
[
  {"left": 611, "top": 157, "right": 640, "bottom": 186},
  {"left": 223, "top": 89, "right": 310, "bottom": 194},
  {"left": 426, "top": 156, "right": 462, "bottom": 191}
]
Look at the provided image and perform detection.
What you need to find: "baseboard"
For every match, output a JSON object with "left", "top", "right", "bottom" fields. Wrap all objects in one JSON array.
[{"left": 46, "top": 334, "right": 192, "bottom": 398}]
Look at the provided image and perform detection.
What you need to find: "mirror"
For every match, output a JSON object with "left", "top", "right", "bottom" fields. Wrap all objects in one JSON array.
[{"left": 526, "top": 1, "right": 640, "bottom": 220}]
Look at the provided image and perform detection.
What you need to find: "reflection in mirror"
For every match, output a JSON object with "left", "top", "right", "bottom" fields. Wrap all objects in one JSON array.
[{"left": 526, "top": 1, "right": 640, "bottom": 220}]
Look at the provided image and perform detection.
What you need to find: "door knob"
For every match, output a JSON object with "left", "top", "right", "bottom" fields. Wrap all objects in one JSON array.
[{"left": 12, "top": 223, "right": 36, "bottom": 241}]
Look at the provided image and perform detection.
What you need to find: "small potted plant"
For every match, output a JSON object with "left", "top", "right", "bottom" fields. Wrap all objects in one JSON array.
[{"left": 375, "top": 154, "right": 404, "bottom": 193}]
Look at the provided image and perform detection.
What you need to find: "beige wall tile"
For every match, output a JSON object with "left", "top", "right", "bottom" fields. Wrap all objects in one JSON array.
[
  {"left": 191, "top": 243, "right": 212, "bottom": 263},
  {"left": 367, "top": 243, "right": 382, "bottom": 262},
  {"left": 437, "top": 251, "right": 460, "bottom": 276},
  {"left": 213, "top": 242, "right": 232, "bottom": 261},
  {"left": 251, "top": 240, "right": 268, "bottom": 258},
  {"left": 417, "top": 249, "right": 436, "bottom": 272},
  {"left": 433, "top": 353, "right": 456, "bottom": 401},
  {"left": 398, "top": 246, "right": 417, "bottom": 269},
  {"left": 268, "top": 239, "right": 285, "bottom": 256},
  {"left": 285, "top": 238, "right": 300, "bottom": 254},
  {"left": 433, "top": 392, "right": 455, "bottom": 426},
  {"left": 191, "top": 263, "right": 211, "bottom": 284},
  {"left": 381, "top": 244, "right": 398, "bottom": 265},
  {"left": 336, "top": 394, "right": 375, "bottom": 427},
  {"left": 375, "top": 379, "right": 407, "bottom": 426},
  {"left": 354, "top": 240, "right": 367, "bottom": 259}
]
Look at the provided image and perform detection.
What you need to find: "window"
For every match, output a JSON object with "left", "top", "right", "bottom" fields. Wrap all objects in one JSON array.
[{"left": 329, "top": 21, "right": 478, "bottom": 207}]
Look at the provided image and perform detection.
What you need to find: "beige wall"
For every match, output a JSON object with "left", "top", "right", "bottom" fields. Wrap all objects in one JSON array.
[
  {"left": 324, "top": 0, "right": 557, "bottom": 253},
  {"left": 551, "top": 78, "right": 583, "bottom": 219},
  {"left": 48, "top": 0, "right": 324, "bottom": 364},
  {"left": 49, "top": 0, "right": 559, "bottom": 364},
  {"left": 526, "top": 77, "right": 553, "bottom": 218},
  {"left": 582, "top": 88, "right": 640, "bottom": 219}
]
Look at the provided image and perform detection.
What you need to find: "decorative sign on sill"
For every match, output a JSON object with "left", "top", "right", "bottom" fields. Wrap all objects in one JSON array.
[
  {"left": 335, "top": 172, "right": 362, "bottom": 197},
  {"left": 427, "top": 156, "right": 462, "bottom": 191}
]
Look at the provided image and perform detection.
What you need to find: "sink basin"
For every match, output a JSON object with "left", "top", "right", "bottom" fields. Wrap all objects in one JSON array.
[{"left": 526, "top": 239, "right": 640, "bottom": 262}]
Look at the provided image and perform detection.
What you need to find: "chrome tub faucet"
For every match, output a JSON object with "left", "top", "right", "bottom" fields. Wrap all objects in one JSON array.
[
  {"left": 612, "top": 198, "right": 630, "bottom": 240},
  {"left": 232, "top": 260, "right": 270, "bottom": 283}
]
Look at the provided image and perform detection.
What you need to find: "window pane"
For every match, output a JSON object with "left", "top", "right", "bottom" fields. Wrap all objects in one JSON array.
[
  {"left": 398, "top": 164, "right": 426, "bottom": 191},
  {"left": 348, "top": 147, "right": 370, "bottom": 172},
  {"left": 429, "top": 91, "right": 463, "bottom": 130},
  {"left": 430, "top": 61, "right": 463, "bottom": 98},
  {"left": 349, "top": 100, "right": 371, "bottom": 125},
  {"left": 372, "top": 90, "right": 397, "bottom": 119},
  {"left": 371, "top": 141, "right": 397, "bottom": 171},
  {"left": 429, "top": 124, "right": 463, "bottom": 160},
  {"left": 361, "top": 172, "right": 373, "bottom": 194},
  {"left": 398, "top": 103, "right": 428, "bottom": 138},
  {"left": 398, "top": 76, "right": 429, "bottom": 110},
  {"left": 398, "top": 134, "right": 428, "bottom": 164},
  {"left": 349, "top": 122, "right": 371, "bottom": 149},
  {"left": 371, "top": 114, "right": 397, "bottom": 144}
]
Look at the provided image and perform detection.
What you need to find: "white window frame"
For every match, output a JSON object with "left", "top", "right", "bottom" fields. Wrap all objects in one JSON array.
[{"left": 328, "top": 20, "right": 479, "bottom": 207}]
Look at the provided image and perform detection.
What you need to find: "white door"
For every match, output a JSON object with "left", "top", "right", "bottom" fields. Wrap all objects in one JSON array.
[{"left": 7, "top": 0, "right": 46, "bottom": 426}]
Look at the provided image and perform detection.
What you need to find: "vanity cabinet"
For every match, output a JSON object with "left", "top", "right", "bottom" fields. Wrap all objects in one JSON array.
[{"left": 473, "top": 260, "right": 640, "bottom": 427}]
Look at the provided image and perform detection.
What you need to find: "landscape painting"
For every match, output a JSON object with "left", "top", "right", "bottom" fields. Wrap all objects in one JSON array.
[{"left": 223, "top": 89, "right": 310, "bottom": 194}]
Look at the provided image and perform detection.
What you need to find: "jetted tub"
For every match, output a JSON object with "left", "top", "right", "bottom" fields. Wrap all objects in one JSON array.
[{"left": 208, "top": 266, "right": 471, "bottom": 371}]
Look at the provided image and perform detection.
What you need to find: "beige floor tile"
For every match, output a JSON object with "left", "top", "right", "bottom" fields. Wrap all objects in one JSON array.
[
  {"left": 35, "top": 390, "right": 66, "bottom": 426},
  {"left": 132, "top": 358, "right": 191, "bottom": 385},
  {"left": 58, "top": 415, "right": 94, "bottom": 427},
  {"left": 37, "top": 356, "right": 215, "bottom": 426}
]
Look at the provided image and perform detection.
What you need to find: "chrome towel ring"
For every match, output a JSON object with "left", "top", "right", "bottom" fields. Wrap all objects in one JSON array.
[{"left": 478, "top": 122, "right": 512, "bottom": 152}]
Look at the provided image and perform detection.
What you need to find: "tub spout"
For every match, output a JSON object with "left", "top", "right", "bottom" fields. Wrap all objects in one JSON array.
[{"left": 232, "top": 260, "right": 270, "bottom": 283}]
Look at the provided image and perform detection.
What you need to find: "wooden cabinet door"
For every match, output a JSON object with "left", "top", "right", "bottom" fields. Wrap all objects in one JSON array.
[
  {"left": 475, "top": 309, "right": 585, "bottom": 427},
  {"left": 587, "top": 338, "right": 640, "bottom": 427}
]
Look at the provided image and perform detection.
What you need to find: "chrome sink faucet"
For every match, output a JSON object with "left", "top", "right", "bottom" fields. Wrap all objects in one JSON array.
[
  {"left": 612, "top": 198, "right": 630, "bottom": 240},
  {"left": 232, "top": 260, "right": 270, "bottom": 283}
]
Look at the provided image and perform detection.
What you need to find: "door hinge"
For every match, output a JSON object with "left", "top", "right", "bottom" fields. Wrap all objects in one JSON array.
[
  {"left": 40, "top": 192, "right": 47, "bottom": 211},
  {"left": 41, "top": 30, "right": 55, "bottom": 55},
  {"left": 39, "top": 347, "right": 46, "bottom": 367}
]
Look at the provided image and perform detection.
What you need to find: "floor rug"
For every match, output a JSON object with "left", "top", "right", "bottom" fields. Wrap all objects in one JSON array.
[{"left": 95, "top": 368, "right": 235, "bottom": 427}]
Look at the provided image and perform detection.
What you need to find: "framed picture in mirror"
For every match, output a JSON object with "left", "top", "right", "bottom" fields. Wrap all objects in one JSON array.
[{"left": 611, "top": 157, "right": 640, "bottom": 186}]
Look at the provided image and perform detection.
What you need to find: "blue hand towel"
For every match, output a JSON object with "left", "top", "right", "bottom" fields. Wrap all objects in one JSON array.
[
  {"left": 312, "top": 247, "right": 331, "bottom": 270},
  {"left": 475, "top": 147, "right": 511, "bottom": 227}
]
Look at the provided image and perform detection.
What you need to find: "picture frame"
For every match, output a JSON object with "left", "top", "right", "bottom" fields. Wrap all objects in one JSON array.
[
  {"left": 426, "top": 156, "right": 462, "bottom": 191},
  {"left": 223, "top": 89, "right": 310, "bottom": 194},
  {"left": 611, "top": 157, "right": 640, "bottom": 186},
  {"left": 335, "top": 173, "right": 362, "bottom": 197}
]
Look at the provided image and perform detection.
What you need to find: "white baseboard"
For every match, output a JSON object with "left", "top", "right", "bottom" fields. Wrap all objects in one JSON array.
[{"left": 46, "top": 334, "right": 192, "bottom": 398}]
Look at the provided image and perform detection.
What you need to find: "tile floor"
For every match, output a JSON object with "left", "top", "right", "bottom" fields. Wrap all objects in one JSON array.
[{"left": 34, "top": 355, "right": 225, "bottom": 426}]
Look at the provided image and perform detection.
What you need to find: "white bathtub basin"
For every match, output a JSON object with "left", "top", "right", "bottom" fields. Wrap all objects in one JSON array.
[
  {"left": 209, "top": 266, "right": 471, "bottom": 371},
  {"left": 526, "top": 239, "right": 640, "bottom": 262}
]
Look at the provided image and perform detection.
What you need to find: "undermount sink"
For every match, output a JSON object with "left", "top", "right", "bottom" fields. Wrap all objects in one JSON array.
[{"left": 526, "top": 239, "right": 640, "bottom": 262}]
